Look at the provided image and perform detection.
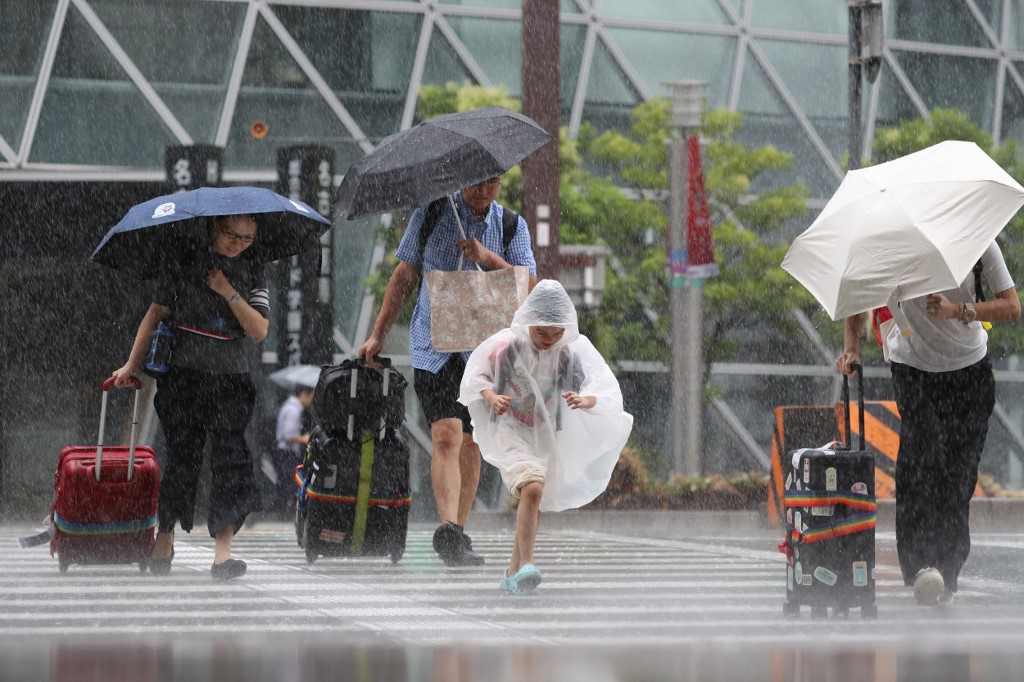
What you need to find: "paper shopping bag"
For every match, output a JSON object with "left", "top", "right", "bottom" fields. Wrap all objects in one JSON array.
[{"left": 425, "top": 266, "right": 530, "bottom": 352}]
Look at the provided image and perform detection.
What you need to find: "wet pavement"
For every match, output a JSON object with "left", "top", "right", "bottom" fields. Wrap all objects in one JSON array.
[{"left": 2, "top": 515, "right": 1024, "bottom": 681}]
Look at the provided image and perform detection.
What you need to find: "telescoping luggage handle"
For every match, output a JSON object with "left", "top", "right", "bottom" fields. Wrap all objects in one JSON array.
[
  {"left": 840, "top": 362, "right": 866, "bottom": 452},
  {"left": 97, "top": 376, "right": 143, "bottom": 482},
  {"left": 346, "top": 357, "right": 391, "bottom": 441}
]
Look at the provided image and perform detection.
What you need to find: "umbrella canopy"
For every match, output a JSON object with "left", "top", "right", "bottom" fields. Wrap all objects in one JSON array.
[
  {"left": 335, "top": 106, "right": 552, "bottom": 219},
  {"left": 268, "top": 364, "right": 322, "bottom": 391},
  {"left": 782, "top": 141, "right": 1024, "bottom": 320},
  {"left": 91, "top": 186, "right": 332, "bottom": 276}
]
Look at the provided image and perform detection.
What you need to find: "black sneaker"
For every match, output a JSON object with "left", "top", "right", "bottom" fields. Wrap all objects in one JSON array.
[
  {"left": 457, "top": 525, "right": 484, "bottom": 566},
  {"left": 211, "top": 558, "right": 247, "bottom": 581},
  {"left": 433, "top": 522, "right": 484, "bottom": 567},
  {"left": 433, "top": 522, "right": 462, "bottom": 565}
]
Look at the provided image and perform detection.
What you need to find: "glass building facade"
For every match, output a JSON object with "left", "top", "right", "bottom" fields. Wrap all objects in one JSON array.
[{"left": 4, "top": 0, "right": 1024, "bottom": 516}]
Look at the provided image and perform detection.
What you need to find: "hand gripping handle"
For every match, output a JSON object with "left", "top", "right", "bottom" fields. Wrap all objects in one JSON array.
[
  {"left": 97, "top": 376, "right": 143, "bottom": 481},
  {"left": 841, "top": 362, "right": 865, "bottom": 452}
]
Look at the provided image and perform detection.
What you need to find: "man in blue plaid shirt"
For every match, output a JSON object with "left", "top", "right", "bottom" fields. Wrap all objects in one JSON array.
[{"left": 359, "top": 176, "right": 537, "bottom": 566}]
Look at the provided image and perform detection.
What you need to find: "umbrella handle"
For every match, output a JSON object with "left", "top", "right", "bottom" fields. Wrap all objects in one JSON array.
[{"left": 446, "top": 194, "right": 484, "bottom": 272}]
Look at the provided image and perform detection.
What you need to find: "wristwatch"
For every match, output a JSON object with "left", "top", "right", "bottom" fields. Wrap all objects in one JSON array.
[
  {"left": 960, "top": 302, "right": 977, "bottom": 325},
  {"left": 228, "top": 292, "right": 241, "bottom": 305}
]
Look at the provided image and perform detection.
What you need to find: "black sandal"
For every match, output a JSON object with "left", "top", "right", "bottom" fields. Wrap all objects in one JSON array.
[{"left": 149, "top": 546, "right": 174, "bottom": 576}]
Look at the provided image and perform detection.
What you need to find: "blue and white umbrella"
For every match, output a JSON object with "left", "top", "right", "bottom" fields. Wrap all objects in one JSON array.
[{"left": 91, "top": 186, "right": 332, "bottom": 275}]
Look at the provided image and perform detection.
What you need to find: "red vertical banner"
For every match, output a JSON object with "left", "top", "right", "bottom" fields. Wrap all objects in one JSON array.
[{"left": 686, "top": 135, "right": 718, "bottom": 277}]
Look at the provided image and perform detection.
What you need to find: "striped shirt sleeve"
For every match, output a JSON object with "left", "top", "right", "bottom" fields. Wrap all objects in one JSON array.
[
  {"left": 248, "top": 287, "right": 270, "bottom": 318},
  {"left": 248, "top": 264, "right": 270, "bottom": 318}
]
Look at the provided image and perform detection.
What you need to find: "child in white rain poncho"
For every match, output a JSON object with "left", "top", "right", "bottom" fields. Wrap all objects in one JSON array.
[{"left": 459, "top": 280, "right": 633, "bottom": 595}]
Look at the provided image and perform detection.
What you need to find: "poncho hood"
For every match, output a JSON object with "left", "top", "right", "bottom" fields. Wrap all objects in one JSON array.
[{"left": 510, "top": 279, "right": 579, "bottom": 348}]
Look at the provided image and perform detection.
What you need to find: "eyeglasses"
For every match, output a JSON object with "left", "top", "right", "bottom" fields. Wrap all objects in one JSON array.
[{"left": 218, "top": 228, "right": 257, "bottom": 244}]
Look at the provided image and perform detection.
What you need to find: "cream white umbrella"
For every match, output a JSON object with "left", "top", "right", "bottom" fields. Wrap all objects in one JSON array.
[
  {"left": 268, "top": 364, "right": 321, "bottom": 391},
  {"left": 782, "top": 140, "right": 1024, "bottom": 321}
]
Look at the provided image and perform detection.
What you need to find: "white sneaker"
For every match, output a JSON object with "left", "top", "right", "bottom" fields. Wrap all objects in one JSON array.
[
  {"left": 913, "top": 567, "right": 944, "bottom": 606},
  {"left": 938, "top": 589, "right": 955, "bottom": 604}
]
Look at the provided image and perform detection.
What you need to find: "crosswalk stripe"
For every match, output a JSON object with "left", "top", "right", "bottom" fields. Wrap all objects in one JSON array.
[{"left": 2, "top": 527, "right": 1021, "bottom": 647}]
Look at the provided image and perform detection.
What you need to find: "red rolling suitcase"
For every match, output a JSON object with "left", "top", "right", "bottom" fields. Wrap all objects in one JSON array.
[{"left": 50, "top": 377, "right": 160, "bottom": 573}]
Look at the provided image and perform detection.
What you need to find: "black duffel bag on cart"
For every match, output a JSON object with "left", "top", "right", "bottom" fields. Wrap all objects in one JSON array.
[{"left": 294, "top": 357, "right": 411, "bottom": 564}]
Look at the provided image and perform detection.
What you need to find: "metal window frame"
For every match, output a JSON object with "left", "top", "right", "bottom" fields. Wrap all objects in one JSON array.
[
  {"left": 17, "top": 0, "right": 70, "bottom": 167},
  {"left": 258, "top": 2, "right": 373, "bottom": 154},
  {"left": 567, "top": 7, "right": 599, "bottom": 137},
  {"left": 2, "top": 0, "right": 1022, "bottom": 183},
  {"left": 215, "top": 1, "right": 259, "bottom": 148},
  {"left": 71, "top": 0, "right": 193, "bottom": 144}
]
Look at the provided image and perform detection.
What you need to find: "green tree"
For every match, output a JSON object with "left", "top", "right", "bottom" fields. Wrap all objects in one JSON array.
[{"left": 584, "top": 99, "right": 813, "bottom": 379}]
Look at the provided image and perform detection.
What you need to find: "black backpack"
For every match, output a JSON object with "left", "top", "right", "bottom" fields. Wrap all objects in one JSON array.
[
  {"left": 311, "top": 356, "right": 407, "bottom": 440},
  {"left": 417, "top": 197, "right": 520, "bottom": 261},
  {"left": 493, "top": 337, "right": 584, "bottom": 430}
]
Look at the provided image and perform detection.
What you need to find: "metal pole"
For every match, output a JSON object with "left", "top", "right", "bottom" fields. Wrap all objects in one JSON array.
[
  {"left": 849, "top": 1, "right": 863, "bottom": 172},
  {"left": 682, "top": 274, "right": 704, "bottom": 475},
  {"left": 668, "top": 136, "right": 691, "bottom": 475},
  {"left": 666, "top": 80, "right": 707, "bottom": 477},
  {"left": 837, "top": 1, "right": 865, "bottom": 404}
]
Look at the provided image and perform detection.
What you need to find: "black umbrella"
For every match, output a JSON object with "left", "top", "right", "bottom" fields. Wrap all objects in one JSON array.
[
  {"left": 91, "top": 186, "right": 332, "bottom": 277},
  {"left": 335, "top": 106, "right": 553, "bottom": 219}
]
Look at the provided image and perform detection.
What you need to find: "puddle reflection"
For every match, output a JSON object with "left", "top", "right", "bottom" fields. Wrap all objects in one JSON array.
[{"left": 1, "top": 638, "right": 1021, "bottom": 682}]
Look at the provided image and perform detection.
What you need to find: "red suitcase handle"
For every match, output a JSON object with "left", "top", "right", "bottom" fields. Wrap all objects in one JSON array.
[{"left": 97, "top": 376, "right": 143, "bottom": 482}]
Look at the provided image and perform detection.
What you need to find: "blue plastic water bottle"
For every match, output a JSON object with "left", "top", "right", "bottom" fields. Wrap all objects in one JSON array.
[{"left": 143, "top": 322, "right": 175, "bottom": 377}]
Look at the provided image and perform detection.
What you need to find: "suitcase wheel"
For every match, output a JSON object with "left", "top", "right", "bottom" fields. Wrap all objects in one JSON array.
[
  {"left": 296, "top": 513, "right": 305, "bottom": 548},
  {"left": 303, "top": 522, "right": 318, "bottom": 564},
  {"left": 782, "top": 601, "right": 799, "bottom": 618},
  {"left": 861, "top": 604, "right": 878, "bottom": 619},
  {"left": 810, "top": 606, "right": 828, "bottom": 621}
]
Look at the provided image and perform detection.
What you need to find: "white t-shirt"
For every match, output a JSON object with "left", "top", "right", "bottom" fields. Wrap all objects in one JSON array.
[{"left": 887, "top": 241, "right": 1015, "bottom": 372}]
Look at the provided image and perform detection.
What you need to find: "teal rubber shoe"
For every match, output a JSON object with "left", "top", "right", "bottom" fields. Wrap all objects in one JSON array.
[
  {"left": 513, "top": 563, "right": 542, "bottom": 593},
  {"left": 500, "top": 569, "right": 517, "bottom": 594}
]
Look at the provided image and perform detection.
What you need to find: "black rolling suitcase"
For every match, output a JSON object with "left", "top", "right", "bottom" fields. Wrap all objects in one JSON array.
[
  {"left": 295, "top": 357, "right": 411, "bottom": 564},
  {"left": 780, "top": 363, "right": 878, "bottom": 619}
]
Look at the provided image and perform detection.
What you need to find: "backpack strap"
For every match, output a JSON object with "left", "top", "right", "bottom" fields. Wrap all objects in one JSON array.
[
  {"left": 416, "top": 198, "right": 448, "bottom": 261},
  {"left": 973, "top": 260, "right": 985, "bottom": 303},
  {"left": 500, "top": 206, "right": 520, "bottom": 254},
  {"left": 554, "top": 348, "right": 585, "bottom": 431},
  {"left": 417, "top": 199, "right": 520, "bottom": 261},
  {"left": 495, "top": 338, "right": 519, "bottom": 397}
]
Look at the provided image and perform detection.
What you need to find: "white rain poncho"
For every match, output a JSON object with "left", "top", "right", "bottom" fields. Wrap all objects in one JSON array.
[{"left": 459, "top": 280, "right": 633, "bottom": 511}]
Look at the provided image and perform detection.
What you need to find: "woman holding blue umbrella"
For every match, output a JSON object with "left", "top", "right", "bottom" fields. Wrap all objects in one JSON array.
[
  {"left": 110, "top": 213, "right": 268, "bottom": 580},
  {"left": 98, "top": 187, "right": 330, "bottom": 581}
]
